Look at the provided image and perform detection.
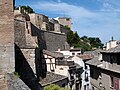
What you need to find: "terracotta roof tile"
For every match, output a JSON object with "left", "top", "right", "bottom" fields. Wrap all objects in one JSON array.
[{"left": 77, "top": 54, "right": 93, "bottom": 60}]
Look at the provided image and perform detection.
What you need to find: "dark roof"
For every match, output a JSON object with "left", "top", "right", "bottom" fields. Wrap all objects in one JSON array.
[
  {"left": 75, "top": 63, "right": 83, "bottom": 69},
  {"left": 43, "top": 50, "right": 64, "bottom": 58},
  {"left": 101, "top": 45, "right": 120, "bottom": 53},
  {"left": 84, "top": 49, "right": 102, "bottom": 57},
  {"left": 68, "top": 63, "right": 82, "bottom": 71},
  {"left": 39, "top": 72, "right": 68, "bottom": 86},
  {"left": 85, "top": 57, "right": 101, "bottom": 66}
]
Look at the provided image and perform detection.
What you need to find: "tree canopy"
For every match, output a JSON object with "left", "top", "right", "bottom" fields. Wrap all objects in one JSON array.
[{"left": 67, "top": 29, "right": 103, "bottom": 51}]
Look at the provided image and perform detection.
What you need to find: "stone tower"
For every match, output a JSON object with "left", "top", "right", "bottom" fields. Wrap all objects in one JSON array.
[{"left": 0, "top": 0, "right": 14, "bottom": 74}]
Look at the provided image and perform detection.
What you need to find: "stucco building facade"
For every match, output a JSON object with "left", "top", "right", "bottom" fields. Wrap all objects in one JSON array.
[{"left": 86, "top": 46, "right": 120, "bottom": 90}]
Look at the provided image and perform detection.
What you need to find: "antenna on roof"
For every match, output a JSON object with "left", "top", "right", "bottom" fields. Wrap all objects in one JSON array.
[{"left": 111, "top": 36, "right": 114, "bottom": 41}]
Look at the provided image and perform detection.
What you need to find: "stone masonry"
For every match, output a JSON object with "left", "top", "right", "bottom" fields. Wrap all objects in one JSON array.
[
  {"left": 0, "top": 0, "right": 15, "bottom": 90},
  {"left": 0, "top": 0, "right": 15, "bottom": 75}
]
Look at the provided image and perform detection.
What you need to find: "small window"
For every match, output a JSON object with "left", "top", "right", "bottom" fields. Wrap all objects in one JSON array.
[
  {"left": 85, "top": 65, "right": 87, "bottom": 69},
  {"left": 77, "top": 53, "right": 81, "bottom": 55},
  {"left": 70, "top": 73, "right": 74, "bottom": 80},
  {"left": 72, "top": 53, "right": 75, "bottom": 55},
  {"left": 66, "top": 18, "right": 70, "bottom": 21},
  {"left": 84, "top": 85, "right": 86, "bottom": 90},
  {"left": 62, "top": 84, "right": 65, "bottom": 87},
  {"left": 110, "top": 76, "right": 114, "bottom": 87},
  {"left": 87, "top": 84, "right": 89, "bottom": 90},
  {"left": 85, "top": 72, "right": 89, "bottom": 81},
  {"left": 59, "top": 68, "right": 63, "bottom": 70},
  {"left": 37, "top": 16, "right": 39, "bottom": 20}
]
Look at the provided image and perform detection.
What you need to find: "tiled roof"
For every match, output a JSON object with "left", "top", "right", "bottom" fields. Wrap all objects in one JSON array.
[
  {"left": 39, "top": 72, "right": 68, "bottom": 86},
  {"left": 84, "top": 49, "right": 102, "bottom": 57},
  {"left": 85, "top": 57, "right": 101, "bottom": 66},
  {"left": 43, "top": 50, "right": 64, "bottom": 58},
  {"left": 77, "top": 54, "right": 93, "bottom": 60},
  {"left": 101, "top": 45, "right": 120, "bottom": 53}
]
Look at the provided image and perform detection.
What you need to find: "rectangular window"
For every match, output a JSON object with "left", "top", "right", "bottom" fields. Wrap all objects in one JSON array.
[
  {"left": 85, "top": 71, "right": 89, "bottom": 81},
  {"left": 110, "top": 76, "right": 114, "bottom": 87},
  {"left": 84, "top": 85, "right": 86, "bottom": 90},
  {"left": 87, "top": 84, "right": 89, "bottom": 90},
  {"left": 66, "top": 18, "right": 70, "bottom": 21},
  {"left": 85, "top": 64, "right": 87, "bottom": 69},
  {"left": 77, "top": 53, "right": 81, "bottom": 55}
]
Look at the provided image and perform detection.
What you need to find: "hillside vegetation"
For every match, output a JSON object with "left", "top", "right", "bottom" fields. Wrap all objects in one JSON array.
[{"left": 67, "top": 29, "right": 103, "bottom": 51}]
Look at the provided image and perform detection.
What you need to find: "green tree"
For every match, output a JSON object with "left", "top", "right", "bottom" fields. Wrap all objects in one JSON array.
[
  {"left": 88, "top": 37, "right": 103, "bottom": 49},
  {"left": 72, "top": 32, "right": 80, "bottom": 46},
  {"left": 44, "top": 84, "right": 71, "bottom": 90},
  {"left": 67, "top": 30, "right": 74, "bottom": 46},
  {"left": 65, "top": 27, "right": 103, "bottom": 51},
  {"left": 67, "top": 30, "right": 80, "bottom": 47},
  {"left": 77, "top": 40, "right": 91, "bottom": 51}
]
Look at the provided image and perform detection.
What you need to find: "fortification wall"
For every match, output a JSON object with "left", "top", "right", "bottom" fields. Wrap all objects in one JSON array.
[
  {"left": 44, "top": 31, "right": 67, "bottom": 51},
  {"left": 31, "top": 23, "right": 69, "bottom": 51}
]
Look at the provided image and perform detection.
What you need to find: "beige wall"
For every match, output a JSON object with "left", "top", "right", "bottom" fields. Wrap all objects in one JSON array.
[
  {"left": 58, "top": 18, "right": 72, "bottom": 30},
  {"left": 29, "top": 13, "right": 49, "bottom": 31},
  {"left": 106, "top": 40, "right": 117, "bottom": 50},
  {"left": 103, "top": 61, "right": 120, "bottom": 73}
]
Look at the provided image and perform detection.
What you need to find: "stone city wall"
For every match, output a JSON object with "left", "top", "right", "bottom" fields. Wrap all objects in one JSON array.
[{"left": 31, "top": 23, "right": 69, "bottom": 51}]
